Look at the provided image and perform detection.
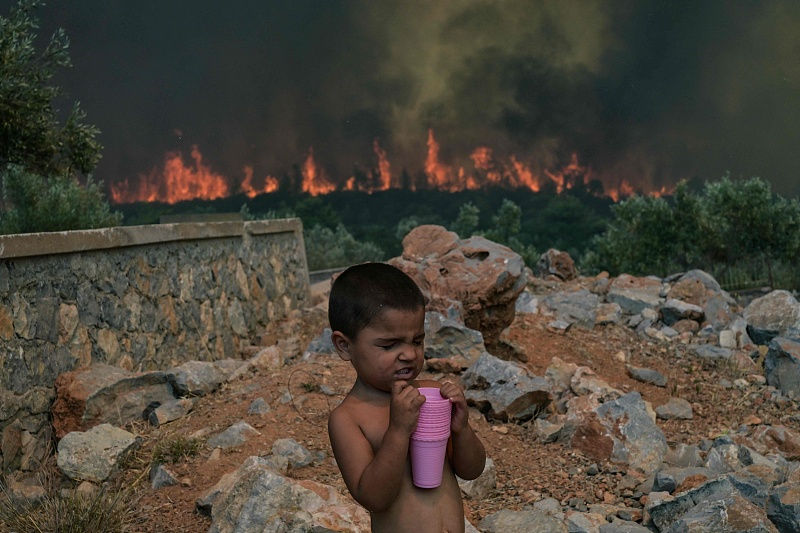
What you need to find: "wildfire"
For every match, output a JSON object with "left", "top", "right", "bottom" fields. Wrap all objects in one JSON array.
[
  {"left": 110, "top": 130, "right": 673, "bottom": 204},
  {"left": 241, "top": 165, "right": 279, "bottom": 198},
  {"left": 110, "top": 145, "right": 229, "bottom": 204},
  {"left": 301, "top": 148, "right": 336, "bottom": 196}
]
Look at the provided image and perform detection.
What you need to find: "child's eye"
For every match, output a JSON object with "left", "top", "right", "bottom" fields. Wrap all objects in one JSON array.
[
  {"left": 413, "top": 340, "right": 423, "bottom": 346},
  {"left": 379, "top": 343, "right": 395, "bottom": 350}
]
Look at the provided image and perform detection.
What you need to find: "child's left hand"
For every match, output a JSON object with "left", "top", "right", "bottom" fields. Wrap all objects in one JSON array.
[{"left": 439, "top": 380, "right": 469, "bottom": 434}]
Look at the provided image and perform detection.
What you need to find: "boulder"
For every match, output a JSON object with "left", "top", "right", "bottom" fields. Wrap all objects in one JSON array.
[
  {"left": 541, "top": 289, "right": 600, "bottom": 329},
  {"left": 390, "top": 225, "right": 527, "bottom": 345},
  {"left": 566, "top": 392, "right": 667, "bottom": 474},
  {"left": 271, "top": 438, "right": 316, "bottom": 469},
  {"left": 515, "top": 290, "right": 539, "bottom": 314},
  {"left": 626, "top": 365, "right": 667, "bottom": 387},
  {"left": 742, "top": 426, "right": 800, "bottom": 461},
  {"left": 478, "top": 508, "right": 568, "bottom": 533},
  {"left": 656, "top": 398, "right": 694, "bottom": 420},
  {"left": 668, "top": 270, "right": 736, "bottom": 329},
  {"left": 535, "top": 248, "right": 578, "bottom": 281},
  {"left": 167, "top": 359, "right": 243, "bottom": 397},
  {"left": 599, "top": 518, "right": 652, "bottom": 532},
  {"left": 689, "top": 343, "right": 733, "bottom": 361},
  {"left": 461, "top": 352, "right": 551, "bottom": 422},
  {"left": 51, "top": 363, "right": 175, "bottom": 438},
  {"left": 424, "top": 311, "right": 486, "bottom": 365},
  {"left": 663, "top": 491, "right": 777, "bottom": 532},
  {"left": 303, "top": 328, "right": 335, "bottom": 356},
  {"left": 150, "top": 463, "right": 179, "bottom": 489},
  {"left": 649, "top": 476, "right": 738, "bottom": 531},
  {"left": 596, "top": 302, "right": 623, "bottom": 325},
  {"left": 660, "top": 299, "right": 705, "bottom": 326},
  {"left": 767, "top": 481, "right": 800, "bottom": 533},
  {"left": 148, "top": 398, "right": 194, "bottom": 427},
  {"left": 765, "top": 338, "right": 800, "bottom": 397},
  {"left": 207, "top": 421, "right": 261, "bottom": 449},
  {"left": 57, "top": 423, "right": 139, "bottom": 482},
  {"left": 570, "top": 367, "right": 623, "bottom": 400},
  {"left": 247, "top": 398, "right": 271, "bottom": 415},
  {"left": 744, "top": 290, "right": 800, "bottom": 345},
  {"left": 607, "top": 274, "right": 663, "bottom": 315},
  {"left": 196, "top": 456, "right": 369, "bottom": 532},
  {"left": 458, "top": 457, "right": 496, "bottom": 499}
]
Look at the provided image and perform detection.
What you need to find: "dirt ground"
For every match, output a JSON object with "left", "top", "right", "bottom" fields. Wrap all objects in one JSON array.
[{"left": 110, "top": 290, "right": 797, "bottom": 532}]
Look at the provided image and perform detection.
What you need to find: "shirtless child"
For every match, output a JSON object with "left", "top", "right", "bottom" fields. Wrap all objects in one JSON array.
[{"left": 327, "top": 263, "right": 486, "bottom": 533}]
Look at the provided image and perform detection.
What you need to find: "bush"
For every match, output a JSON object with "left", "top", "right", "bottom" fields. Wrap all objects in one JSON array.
[
  {"left": 0, "top": 164, "right": 122, "bottom": 234},
  {"left": 304, "top": 224, "right": 384, "bottom": 270}
]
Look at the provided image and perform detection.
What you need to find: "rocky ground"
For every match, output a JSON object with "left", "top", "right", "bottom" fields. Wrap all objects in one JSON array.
[
  {"left": 10, "top": 275, "right": 797, "bottom": 532},
  {"left": 4, "top": 228, "right": 800, "bottom": 532}
]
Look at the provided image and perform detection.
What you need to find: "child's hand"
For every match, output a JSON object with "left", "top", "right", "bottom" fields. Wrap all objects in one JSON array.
[
  {"left": 389, "top": 380, "right": 425, "bottom": 436},
  {"left": 439, "top": 380, "right": 469, "bottom": 434}
]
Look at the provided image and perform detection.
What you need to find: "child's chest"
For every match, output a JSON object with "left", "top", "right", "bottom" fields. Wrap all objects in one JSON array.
[{"left": 355, "top": 405, "right": 392, "bottom": 453}]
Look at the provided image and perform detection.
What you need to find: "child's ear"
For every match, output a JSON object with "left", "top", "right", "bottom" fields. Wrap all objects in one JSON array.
[{"left": 331, "top": 331, "right": 352, "bottom": 361}]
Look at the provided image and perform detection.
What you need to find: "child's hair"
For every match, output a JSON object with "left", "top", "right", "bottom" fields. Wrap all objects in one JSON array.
[{"left": 329, "top": 262, "right": 425, "bottom": 340}]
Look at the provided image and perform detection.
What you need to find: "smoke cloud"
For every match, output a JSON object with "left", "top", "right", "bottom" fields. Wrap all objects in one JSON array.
[{"left": 13, "top": 0, "right": 800, "bottom": 196}]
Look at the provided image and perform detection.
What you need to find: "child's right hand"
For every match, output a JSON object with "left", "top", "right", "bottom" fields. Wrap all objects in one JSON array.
[{"left": 389, "top": 380, "right": 425, "bottom": 436}]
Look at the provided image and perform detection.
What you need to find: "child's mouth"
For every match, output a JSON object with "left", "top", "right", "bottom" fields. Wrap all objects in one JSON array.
[{"left": 395, "top": 368, "right": 413, "bottom": 378}]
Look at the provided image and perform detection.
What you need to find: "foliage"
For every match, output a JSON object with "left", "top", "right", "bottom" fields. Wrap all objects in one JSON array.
[
  {"left": 582, "top": 176, "right": 800, "bottom": 289},
  {"left": 150, "top": 435, "right": 203, "bottom": 465},
  {"left": 304, "top": 223, "right": 384, "bottom": 270},
  {"left": 451, "top": 202, "right": 480, "bottom": 238},
  {"left": 0, "top": 164, "right": 122, "bottom": 234},
  {"left": 0, "top": 0, "right": 101, "bottom": 176},
  {"left": 395, "top": 216, "right": 420, "bottom": 241},
  {"left": 484, "top": 198, "right": 521, "bottom": 244},
  {"left": 0, "top": 482, "right": 132, "bottom": 533}
]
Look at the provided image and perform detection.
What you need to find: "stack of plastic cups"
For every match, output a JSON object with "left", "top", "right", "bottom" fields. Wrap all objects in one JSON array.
[{"left": 410, "top": 387, "right": 452, "bottom": 488}]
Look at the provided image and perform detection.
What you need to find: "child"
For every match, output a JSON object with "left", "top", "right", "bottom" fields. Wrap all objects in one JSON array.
[{"left": 327, "top": 262, "right": 486, "bottom": 533}]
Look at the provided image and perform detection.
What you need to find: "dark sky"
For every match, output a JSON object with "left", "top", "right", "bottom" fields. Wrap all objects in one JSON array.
[{"left": 6, "top": 0, "right": 800, "bottom": 196}]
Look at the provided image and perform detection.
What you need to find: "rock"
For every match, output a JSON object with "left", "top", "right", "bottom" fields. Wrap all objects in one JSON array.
[
  {"left": 705, "top": 443, "right": 744, "bottom": 475},
  {"left": 767, "top": 481, "right": 800, "bottom": 533},
  {"left": 545, "top": 357, "right": 578, "bottom": 395},
  {"left": 548, "top": 319, "right": 573, "bottom": 334},
  {"left": 566, "top": 392, "right": 667, "bottom": 474},
  {"left": 565, "top": 510, "right": 608, "bottom": 533},
  {"left": 665, "top": 443, "right": 704, "bottom": 468},
  {"left": 720, "top": 330, "right": 738, "bottom": 349},
  {"left": 207, "top": 421, "right": 261, "bottom": 449},
  {"left": 6, "top": 475, "right": 46, "bottom": 504},
  {"left": 663, "top": 491, "right": 778, "bottom": 533},
  {"left": 150, "top": 463, "right": 179, "bottom": 489},
  {"left": 197, "top": 456, "right": 369, "bottom": 532},
  {"left": 166, "top": 360, "right": 240, "bottom": 397},
  {"left": 673, "top": 318, "right": 701, "bottom": 334},
  {"left": 660, "top": 299, "right": 705, "bottom": 326},
  {"left": 515, "top": 290, "right": 539, "bottom": 314},
  {"left": 478, "top": 508, "right": 568, "bottom": 532},
  {"left": 743, "top": 425, "right": 800, "bottom": 461},
  {"left": 271, "top": 438, "right": 315, "bottom": 469},
  {"left": 536, "top": 248, "right": 578, "bottom": 281},
  {"left": 689, "top": 343, "right": 733, "bottom": 361},
  {"left": 541, "top": 289, "right": 600, "bottom": 328},
  {"left": 303, "top": 328, "right": 334, "bottom": 356},
  {"left": 426, "top": 355, "right": 470, "bottom": 373},
  {"left": 390, "top": 225, "right": 527, "bottom": 345},
  {"left": 599, "top": 518, "right": 652, "bottom": 532},
  {"left": 247, "top": 397, "right": 271, "bottom": 415},
  {"left": 656, "top": 398, "right": 694, "bottom": 420},
  {"left": 571, "top": 367, "right": 623, "bottom": 400},
  {"left": 607, "top": 274, "right": 664, "bottom": 315},
  {"left": 626, "top": 365, "right": 667, "bottom": 387},
  {"left": 765, "top": 338, "right": 800, "bottom": 397},
  {"left": 745, "top": 290, "right": 800, "bottom": 345},
  {"left": 57, "top": 423, "right": 140, "bottom": 482},
  {"left": 534, "top": 418, "right": 564, "bottom": 443},
  {"left": 148, "top": 398, "right": 194, "bottom": 427},
  {"left": 458, "top": 457, "right": 496, "bottom": 499},
  {"left": 51, "top": 363, "right": 175, "bottom": 438},
  {"left": 649, "top": 476, "right": 737, "bottom": 531},
  {"left": 596, "top": 303, "right": 623, "bottom": 325},
  {"left": 462, "top": 352, "right": 551, "bottom": 422},
  {"left": 424, "top": 311, "right": 486, "bottom": 365}
]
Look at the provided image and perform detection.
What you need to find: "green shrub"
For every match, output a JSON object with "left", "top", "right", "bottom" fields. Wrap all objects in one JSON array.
[{"left": 304, "top": 224, "right": 384, "bottom": 270}]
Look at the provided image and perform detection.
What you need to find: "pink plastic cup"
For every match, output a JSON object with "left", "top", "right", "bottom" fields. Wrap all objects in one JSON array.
[{"left": 410, "top": 437, "right": 449, "bottom": 488}]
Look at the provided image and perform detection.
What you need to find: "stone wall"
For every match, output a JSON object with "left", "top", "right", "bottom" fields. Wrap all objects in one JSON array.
[{"left": 0, "top": 219, "right": 310, "bottom": 473}]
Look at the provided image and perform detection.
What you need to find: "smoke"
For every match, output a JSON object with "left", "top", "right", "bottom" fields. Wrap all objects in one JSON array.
[{"left": 15, "top": 0, "right": 800, "bottom": 195}]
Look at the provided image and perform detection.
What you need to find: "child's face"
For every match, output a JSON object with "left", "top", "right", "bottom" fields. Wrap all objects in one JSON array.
[{"left": 336, "top": 306, "right": 425, "bottom": 393}]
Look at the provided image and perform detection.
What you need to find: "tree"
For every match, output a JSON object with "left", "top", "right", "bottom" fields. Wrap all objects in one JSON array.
[
  {"left": 303, "top": 224, "right": 384, "bottom": 271},
  {"left": 484, "top": 199, "right": 521, "bottom": 244},
  {"left": 0, "top": 0, "right": 101, "bottom": 175},
  {"left": 0, "top": 0, "right": 119, "bottom": 234},
  {"left": 451, "top": 202, "right": 480, "bottom": 238}
]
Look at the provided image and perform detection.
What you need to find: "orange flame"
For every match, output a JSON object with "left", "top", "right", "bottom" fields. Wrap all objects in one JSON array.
[
  {"left": 241, "top": 165, "right": 279, "bottom": 198},
  {"left": 425, "top": 129, "right": 456, "bottom": 191},
  {"left": 301, "top": 147, "right": 336, "bottom": 196},
  {"left": 110, "top": 145, "right": 229, "bottom": 204},
  {"left": 373, "top": 139, "right": 392, "bottom": 191}
]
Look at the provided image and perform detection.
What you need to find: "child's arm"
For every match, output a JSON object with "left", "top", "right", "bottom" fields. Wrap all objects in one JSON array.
[
  {"left": 440, "top": 380, "right": 486, "bottom": 480},
  {"left": 328, "top": 381, "right": 424, "bottom": 512}
]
